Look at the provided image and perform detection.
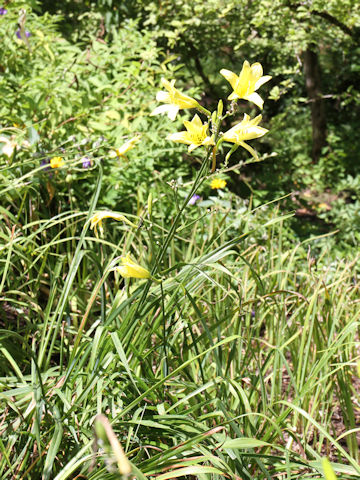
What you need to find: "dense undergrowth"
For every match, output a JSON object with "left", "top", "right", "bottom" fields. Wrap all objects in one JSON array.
[{"left": 0, "top": 2, "right": 359, "bottom": 480}]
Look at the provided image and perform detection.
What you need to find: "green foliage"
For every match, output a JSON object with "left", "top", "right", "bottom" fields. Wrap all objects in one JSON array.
[{"left": 0, "top": 5, "right": 195, "bottom": 215}]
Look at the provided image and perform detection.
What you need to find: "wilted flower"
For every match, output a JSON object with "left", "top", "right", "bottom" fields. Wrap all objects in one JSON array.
[
  {"left": 0, "top": 7, "right": 8, "bottom": 15},
  {"left": 151, "top": 78, "right": 199, "bottom": 121},
  {"left": 222, "top": 113, "right": 268, "bottom": 161},
  {"left": 0, "top": 136, "right": 17, "bottom": 157},
  {"left": 81, "top": 156, "right": 91, "bottom": 168},
  {"left": 167, "top": 114, "right": 214, "bottom": 152},
  {"left": 110, "top": 136, "right": 140, "bottom": 158},
  {"left": 220, "top": 61, "right": 271, "bottom": 109},
  {"left": 16, "top": 29, "right": 31, "bottom": 39},
  {"left": 50, "top": 156, "right": 64, "bottom": 168},
  {"left": 210, "top": 178, "right": 227, "bottom": 190},
  {"left": 92, "top": 136, "right": 105, "bottom": 149},
  {"left": 115, "top": 254, "right": 150, "bottom": 279},
  {"left": 188, "top": 194, "right": 201, "bottom": 205},
  {"left": 89, "top": 211, "right": 136, "bottom": 237}
]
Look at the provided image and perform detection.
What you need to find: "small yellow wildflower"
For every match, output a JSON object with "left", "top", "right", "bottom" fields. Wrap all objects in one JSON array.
[
  {"left": 115, "top": 254, "right": 150, "bottom": 279},
  {"left": 220, "top": 61, "right": 271, "bottom": 109},
  {"left": 222, "top": 113, "right": 268, "bottom": 161},
  {"left": 50, "top": 156, "right": 64, "bottom": 168},
  {"left": 166, "top": 114, "right": 214, "bottom": 152},
  {"left": 210, "top": 178, "right": 227, "bottom": 190},
  {"left": 89, "top": 211, "right": 136, "bottom": 237},
  {"left": 110, "top": 136, "right": 140, "bottom": 158},
  {"left": 151, "top": 78, "right": 199, "bottom": 121}
]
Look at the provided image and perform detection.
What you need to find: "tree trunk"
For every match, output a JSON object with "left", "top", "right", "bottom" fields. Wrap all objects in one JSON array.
[{"left": 303, "top": 46, "right": 327, "bottom": 162}]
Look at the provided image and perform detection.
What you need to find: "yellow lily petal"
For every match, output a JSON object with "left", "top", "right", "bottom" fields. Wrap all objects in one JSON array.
[
  {"left": 202, "top": 136, "right": 215, "bottom": 146},
  {"left": 255, "top": 75, "right": 272, "bottom": 90},
  {"left": 249, "top": 62, "right": 263, "bottom": 81},
  {"left": 237, "top": 60, "right": 251, "bottom": 92},
  {"left": 156, "top": 91, "right": 171, "bottom": 103},
  {"left": 219, "top": 69, "right": 238, "bottom": 90},
  {"left": 188, "top": 143, "right": 200, "bottom": 153},
  {"left": 166, "top": 131, "right": 191, "bottom": 144},
  {"left": 244, "top": 92, "right": 264, "bottom": 109},
  {"left": 228, "top": 91, "right": 239, "bottom": 101}
]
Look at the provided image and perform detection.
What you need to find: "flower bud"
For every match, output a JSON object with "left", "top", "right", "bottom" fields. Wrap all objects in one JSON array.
[{"left": 217, "top": 99, "right": 223, "bottom": 117}]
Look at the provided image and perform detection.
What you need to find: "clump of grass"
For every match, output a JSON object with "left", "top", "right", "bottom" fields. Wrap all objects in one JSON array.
[{"left": 1, "top": 165, "right": 359, "bottom": 479}]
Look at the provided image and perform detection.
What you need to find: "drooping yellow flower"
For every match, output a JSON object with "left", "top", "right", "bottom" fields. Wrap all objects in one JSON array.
[
  {"left": 110, "top": 136, "right": 141, "bottom": 158},
  {"left": 89, "top": 211, "right": 136, "bottom": 237},
  {"left": 220, "top": 61, "right": 271, "bottom": 109},
  {"left": 222, "top": 113, "right": 268, "bottom": 161},
  {"left": 50, "top": 156, "right": 64, "bottom": 168},
  {"left": 210, "top": 178, "right": 227, "bottom": 190},
  {"left": 166, "top": 114, "right": 214, "bottom": 152},
  {"left": 115, "top": 254, "right": 150, "bottom": 279},
  {"left": 150, "top": 78, "right": 199, "bottom": 121}
]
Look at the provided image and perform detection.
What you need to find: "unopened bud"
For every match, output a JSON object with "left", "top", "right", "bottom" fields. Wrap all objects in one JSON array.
[{"left": 217, "top": 99, "right": 223, "bottom": 117}]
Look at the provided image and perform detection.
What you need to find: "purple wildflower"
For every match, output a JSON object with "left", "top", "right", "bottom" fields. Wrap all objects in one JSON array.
[
  {"left": 188, "top": 194, "right": 201, "bottom": 205},
  {"left": 40, "top": 158, "right": 50, "bottom": 170},
  {"left": 16, "top": 29, "right": 31, "bottom": 39},
  {"left": 0, "top": 7, "right": 8, "bottom": 15},
  {"left": 82, "top": 157, "right": 91, "bottom": 169}
]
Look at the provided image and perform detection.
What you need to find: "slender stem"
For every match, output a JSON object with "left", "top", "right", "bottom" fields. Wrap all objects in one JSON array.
[
  {"left": 133, "top": 149, "right": 212, "bottom": 315},
  {"left": 197, "top": 105, "right": 211, "bottom": 117},
  {"left": 153, "top": 151, "right": 211, "bottom": 273}
]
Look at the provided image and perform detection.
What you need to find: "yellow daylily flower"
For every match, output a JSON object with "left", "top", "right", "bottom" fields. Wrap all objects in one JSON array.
[
  {"left": 50, "top": 156, "right": 64, "bottom": 168},
  {"left": 115, "top": 254, "right": 150, "bottom": 279},
  {"left": 150, "top": 78, "right": 199, "bottom": 121},
  {"left": 210, "top": 178, "right": 227, "bottom": 189},
  {"left": 110, "top": 136, "right": 140, "bottom": 158},
  {"left": 166, "top": 114, "right": 214, "bottom": 152},
  {"left": 222, "top": 113, "right": 268, "bottom": 161},
  {"left": 220, "top": 61, "right": 271, "bottom": 109},
  {"left": 89, "top": 211, "right": 136, "bottom": 237}
]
